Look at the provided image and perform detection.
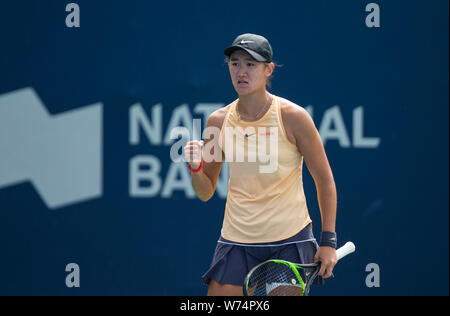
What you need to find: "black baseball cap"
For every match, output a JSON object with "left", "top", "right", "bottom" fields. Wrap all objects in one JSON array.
[{"left": 224, "top": 33, "right": 273, "bottom": 63}]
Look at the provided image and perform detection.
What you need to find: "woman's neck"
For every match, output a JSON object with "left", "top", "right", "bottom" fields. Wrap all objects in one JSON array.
[{"left": 237, "top": 90, "right": 272, "bottom": 118}]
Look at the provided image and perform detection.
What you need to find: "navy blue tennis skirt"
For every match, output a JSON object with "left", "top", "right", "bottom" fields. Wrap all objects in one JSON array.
[{"left": 202, "top": 224, "right": 323, "bottom": 287}]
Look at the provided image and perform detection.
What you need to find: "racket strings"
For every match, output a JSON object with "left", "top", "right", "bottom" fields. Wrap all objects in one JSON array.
[{"left": 247, "top": 262, "right": 312, "bottom": 296}]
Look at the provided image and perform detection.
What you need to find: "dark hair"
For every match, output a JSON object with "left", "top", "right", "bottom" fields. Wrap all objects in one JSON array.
[{"left": 264, "top": 62, "right": 277, "bottom": 90}]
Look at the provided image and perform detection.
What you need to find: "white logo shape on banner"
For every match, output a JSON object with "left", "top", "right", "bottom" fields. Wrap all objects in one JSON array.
[{"left": 0, "top": 88, "right": 103, "bottom": 209}]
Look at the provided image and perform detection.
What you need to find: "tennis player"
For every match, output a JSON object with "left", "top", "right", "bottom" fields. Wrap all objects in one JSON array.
[{"left": 184, "top": 33, "right": 338, "bottom": 296}]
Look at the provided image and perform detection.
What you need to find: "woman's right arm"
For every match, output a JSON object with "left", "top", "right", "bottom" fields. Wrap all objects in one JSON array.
[{"left": 183, "top": 110, "right": 225, "bottom": 202}]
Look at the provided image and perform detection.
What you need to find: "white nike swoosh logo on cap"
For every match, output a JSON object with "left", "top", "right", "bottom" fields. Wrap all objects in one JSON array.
[{"left": 240, "top": 40, "right": 254, "bottom": 44}]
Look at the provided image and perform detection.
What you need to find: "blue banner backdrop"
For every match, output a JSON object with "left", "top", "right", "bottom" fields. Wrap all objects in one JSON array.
[{"left": 0, "top": 0, "right": 448, "bottom": 295}]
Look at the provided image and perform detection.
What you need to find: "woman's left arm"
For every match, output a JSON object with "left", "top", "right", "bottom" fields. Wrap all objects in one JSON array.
[{"left": 283, "top": 103, "right": 338, "bottom": 278}]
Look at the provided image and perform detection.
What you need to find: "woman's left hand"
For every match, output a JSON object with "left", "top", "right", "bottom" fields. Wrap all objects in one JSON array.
[{"left": 314, "top": 246, "right": 338, "bottom": 279}]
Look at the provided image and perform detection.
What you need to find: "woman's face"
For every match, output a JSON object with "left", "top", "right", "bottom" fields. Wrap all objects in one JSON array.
[{"left": 228, "top": 50, "right": 274, "bottom": 96}]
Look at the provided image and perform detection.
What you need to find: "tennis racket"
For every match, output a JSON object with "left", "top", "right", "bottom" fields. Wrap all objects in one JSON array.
[{"left": 243, "top": 241, "right": 356, "bottom": 296}]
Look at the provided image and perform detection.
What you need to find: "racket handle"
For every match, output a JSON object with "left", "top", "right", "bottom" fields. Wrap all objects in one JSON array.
[{"left": 336, "top": 241, "right": 356, "bottom": 261}]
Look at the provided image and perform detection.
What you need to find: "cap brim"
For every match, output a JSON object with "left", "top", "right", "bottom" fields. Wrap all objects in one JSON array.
[{"left": 224, "top": 46, "right": 268, "bottom": 62}]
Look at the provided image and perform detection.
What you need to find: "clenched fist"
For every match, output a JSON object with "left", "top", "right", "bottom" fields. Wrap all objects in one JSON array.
[{"left": 184, "top": 140, "right": 204, "bottom": 170}]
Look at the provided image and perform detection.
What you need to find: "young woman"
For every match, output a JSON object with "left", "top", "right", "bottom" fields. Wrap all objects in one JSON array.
[{"left": 184, "top": 33, "right": 338, "bottom": 296}]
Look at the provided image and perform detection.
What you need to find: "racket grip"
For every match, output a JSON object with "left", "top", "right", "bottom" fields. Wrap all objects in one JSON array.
[{"left": 336, "top": 241, "right": 356, "bottom": 261}]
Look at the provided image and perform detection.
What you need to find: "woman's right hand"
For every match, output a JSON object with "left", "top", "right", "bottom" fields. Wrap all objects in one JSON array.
[{"left": 184, "top": 140, "right": 204, "bottom": 170}]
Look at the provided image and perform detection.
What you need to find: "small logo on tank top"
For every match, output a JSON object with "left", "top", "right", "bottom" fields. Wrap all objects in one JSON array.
[{"left": 245, "top": 131, "right": 275, "bottom": 137}]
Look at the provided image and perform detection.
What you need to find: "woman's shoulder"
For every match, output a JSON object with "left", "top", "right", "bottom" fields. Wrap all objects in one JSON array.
[
  {"left": 207, "top": 101, "right": 235, "bottom": 129},
  {"left": 277, "top": 96, "right": 311, "bottom": 123},
  {"left": 277, "top": 96, "right": 306, "bottom": 113},
  {"left": 275, "top": 96, "right": 316, "bottom": 146}
]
